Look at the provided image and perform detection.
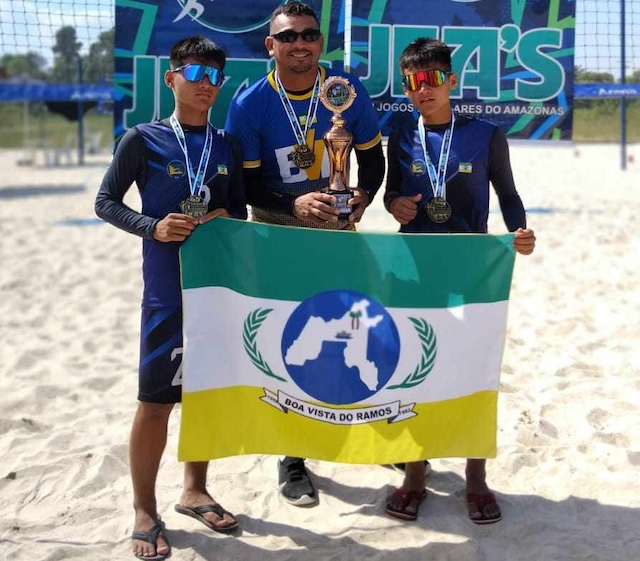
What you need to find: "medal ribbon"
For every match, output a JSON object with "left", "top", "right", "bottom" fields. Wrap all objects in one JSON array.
[
  {"left": 169, "top": 114, "right": 213, "bottom": 197},
  {"left": 417, "top": 115, "right": 455, "bottom": 201},
  {"left": 275, "top": 71, "right": 321, "bottom": 149}
]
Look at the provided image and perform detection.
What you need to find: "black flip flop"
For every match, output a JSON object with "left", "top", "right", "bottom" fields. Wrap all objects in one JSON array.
[
  {"left": 174, "top": 503, "right": 239, "bottom": 534},
  {"left": 132, "top": 521, "right": 170, "bottom": 560}
]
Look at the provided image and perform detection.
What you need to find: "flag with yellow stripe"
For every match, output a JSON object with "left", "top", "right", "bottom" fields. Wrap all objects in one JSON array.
[{"left": 178, "top": 219, "right": 516, "bottom": 464}]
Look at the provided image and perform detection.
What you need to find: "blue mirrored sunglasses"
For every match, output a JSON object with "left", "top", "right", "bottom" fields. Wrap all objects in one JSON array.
[{"left": 172, "top": 64, "right": 225, "bottom": 86}]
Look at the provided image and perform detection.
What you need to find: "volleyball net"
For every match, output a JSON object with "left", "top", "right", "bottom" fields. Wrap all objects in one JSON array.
[
  {"left": 0, "top": 0, "right": 113, "bottom": 85},
  {"left": 575, "top": 0, "right": 640, "bottom": 83}
]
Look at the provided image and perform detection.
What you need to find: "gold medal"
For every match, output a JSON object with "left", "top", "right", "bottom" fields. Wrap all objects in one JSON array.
[{"left": 291, "top": 145, "right": 316, "bottom": 169}]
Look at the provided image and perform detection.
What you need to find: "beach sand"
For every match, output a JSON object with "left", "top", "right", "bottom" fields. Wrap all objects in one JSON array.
[{"left": 1, "top": 142, "right": 639, "bottom": 561}]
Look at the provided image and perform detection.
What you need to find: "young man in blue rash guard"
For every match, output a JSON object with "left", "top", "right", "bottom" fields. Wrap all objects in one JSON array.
[
  {"left": 95, "top": 36, "right": 246, "bottom": 560},
  {"left": 383, "top": 37, "right": 535, "bottom": 524}
]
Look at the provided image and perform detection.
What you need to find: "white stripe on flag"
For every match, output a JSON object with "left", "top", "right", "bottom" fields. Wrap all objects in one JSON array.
[{"left": 182, "top": 286, "right": 508, "bottom": 403}]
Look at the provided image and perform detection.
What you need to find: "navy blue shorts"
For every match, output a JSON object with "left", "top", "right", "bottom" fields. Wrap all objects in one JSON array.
[{"left": 139, "top": 307, "right": 183, "bottom": 403}]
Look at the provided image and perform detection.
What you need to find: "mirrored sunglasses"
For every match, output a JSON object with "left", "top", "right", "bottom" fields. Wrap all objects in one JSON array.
[
  {"left": 173, "top": 64, "right": 225, "bottom": 86},
  {"left": 271, "top": 28, "right": 321, "bottom": 43},
  {"left": 402, "top": 69, "right": 450, "bottom": 91}
]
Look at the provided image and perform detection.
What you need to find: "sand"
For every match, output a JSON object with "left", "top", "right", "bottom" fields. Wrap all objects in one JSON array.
[{"left": 1, "top": 141, "right": 639, "bottom": 561}]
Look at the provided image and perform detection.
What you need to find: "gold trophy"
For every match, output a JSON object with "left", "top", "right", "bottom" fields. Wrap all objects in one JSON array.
[{"left": 319, "top": 76, "right": 357, "bottom": 218}]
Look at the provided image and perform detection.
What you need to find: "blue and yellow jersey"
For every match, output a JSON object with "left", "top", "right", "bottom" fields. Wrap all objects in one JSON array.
[{"left": 226, "top": 67, "right": 381, "bottom": 225}]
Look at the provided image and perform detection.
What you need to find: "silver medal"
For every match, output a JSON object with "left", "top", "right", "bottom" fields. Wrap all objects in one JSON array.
[
  {"left": 180, "top": 194, "right": 208, "bottom": 219},
  {"left": 425, "top": 196, "right": 452, "bottom": 223}
]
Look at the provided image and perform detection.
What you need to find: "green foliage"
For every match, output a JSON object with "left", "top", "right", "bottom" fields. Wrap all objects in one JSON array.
[
  {"left": 0, "top": 52, "right": 48, "bottom": 81},
  {"left": 574, "top": 65, "right": 615, "bottom": 84},
  {"left": 52, "top": 26, "right": 82, "bottom": 60},
  {"left": 83, "top": 29, "right": 114, "bottom": 84},
  {"left": 51, "top": 26, "right": 82, "bottom": 83},
  {"left": 626, "top": 69, "right": 640, "bottom": 83}
]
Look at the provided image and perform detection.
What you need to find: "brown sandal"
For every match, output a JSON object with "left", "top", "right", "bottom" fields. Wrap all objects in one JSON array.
[{"left": 466, "top": 492, "right": 502, "bottom": 525}]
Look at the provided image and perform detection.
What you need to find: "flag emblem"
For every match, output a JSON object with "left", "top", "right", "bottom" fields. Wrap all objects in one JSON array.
[
  {"left": 411, "top": 159, "right": 426, "bottom": 175},
  {"left": 242, "top": 290, "right": 440, "bottom": 425},
  {"left": 167, "top": 160, "right": 185, "bottom": 178},
  {"left": 275, "top": 291, "right": 400, "bottom": 403}
]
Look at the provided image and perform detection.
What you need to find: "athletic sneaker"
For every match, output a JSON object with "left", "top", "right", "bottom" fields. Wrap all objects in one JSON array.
[
  {"left": 278, "top": 457, "right": 317, "bottom": 506},
  {"left": 391, "top": 460, "right": 432, "bottom": 476}
]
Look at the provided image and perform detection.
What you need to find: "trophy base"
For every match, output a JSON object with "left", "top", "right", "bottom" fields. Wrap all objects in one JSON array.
[{"left": 324, "top": 188, "right": 353, "bottom": 218}]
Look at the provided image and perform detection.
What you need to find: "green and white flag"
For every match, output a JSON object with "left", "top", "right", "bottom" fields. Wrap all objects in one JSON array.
[{"left": 178, "top": 219, "right": 516, "bottom": 464}]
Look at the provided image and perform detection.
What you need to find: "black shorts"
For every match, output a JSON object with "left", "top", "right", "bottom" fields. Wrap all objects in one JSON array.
[{"left": 139, "top": 306, "right": 183, "bottom": 403}]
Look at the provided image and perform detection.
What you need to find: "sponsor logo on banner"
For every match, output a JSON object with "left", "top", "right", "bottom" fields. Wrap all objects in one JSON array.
[
  {"left": 244, "top": 290, "right": 438, "bottom": 426},
  {"left": 173, "top": 0, "right": 281, "bottom": 32}
]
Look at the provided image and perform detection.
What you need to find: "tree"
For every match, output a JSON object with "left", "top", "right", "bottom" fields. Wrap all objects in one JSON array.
[
  {"left": 0, "top": 52, "right": 48, "bottom": 81},
  {"left": 574, "top": 66, "right": 615, "bottom": 84},
  {"left": 51, "top": 26, "right": 82, "bottom": 83},
  {"left": 83, "top": 28, "right": 114, "bottom": 84},
  {"left": 626, "top": 69, "right": 640, "bottom": 83}
]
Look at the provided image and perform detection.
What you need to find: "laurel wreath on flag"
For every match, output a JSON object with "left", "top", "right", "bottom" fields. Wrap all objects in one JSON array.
[
  {"left": 243, "top": 308, "right": 287, "bottom": 382},
  {"left": 387, "top": 317, "right": 437, "bottom": 389}
]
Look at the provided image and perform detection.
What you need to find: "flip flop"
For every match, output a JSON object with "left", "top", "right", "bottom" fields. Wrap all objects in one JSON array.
[
  {"left": 132, "top": 521, "right": 170, "bottom": 560},
  {"left": 174, "top": 503, "right": 239, "bottom": 534},
  {"left": 466, "top": 492, "right": 502, "bottom": 525},
  {"left": 385, "top": 487, "right": 427, "bottom": 521}
]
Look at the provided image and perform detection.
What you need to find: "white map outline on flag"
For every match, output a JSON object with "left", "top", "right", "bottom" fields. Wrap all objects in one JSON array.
[{"left": 284, "top": 299, "right": 384, "bottom": 391}]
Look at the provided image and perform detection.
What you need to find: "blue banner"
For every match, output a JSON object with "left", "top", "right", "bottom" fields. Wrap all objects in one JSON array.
[
  {"left": 0, "top": 83, "right": 112, "bottom": 102},
  {"left": 350, "top": 0, "right": 575, "bottom": 140},
  {"left": 575, "top": 83, "right": 640, "bottom": 98},
  {"left": 115, "top": 0, "right": 575, "bottom": 140}
]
